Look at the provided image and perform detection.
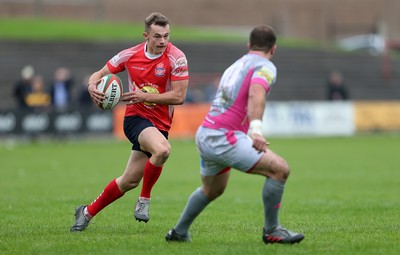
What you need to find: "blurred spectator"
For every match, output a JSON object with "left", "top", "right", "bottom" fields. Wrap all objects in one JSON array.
[
  {"left": 13, "top": 65, "right": 35, "bottom": 109},
  {"left": 186, "top": 77, "right": 219, "bottom": 103},
  {"left": 204, "top": 76, "right": 220, "bottom": 102},
  {"left": 25, "top": 75, "right": 51, "bottom": 113},
  {"left": 326, "top": 71, "right": 349, "bottom": 100},
  {"left": 78, "top": 74, "right": 95, "bottom": 108},
  {"left": 185, "top": 87, "right": 204, "bottom": 103},
  {"left": 49, "top": 67, "right": 74, "bottom": 111}
]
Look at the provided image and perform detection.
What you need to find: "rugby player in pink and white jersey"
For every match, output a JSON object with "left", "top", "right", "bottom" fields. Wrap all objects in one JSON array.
[
  {"left": 166, "top": 25, "right": 304, "bottom": 244},
  {"left": 71, "top": 12, "right": 189, "bottom": 231}
]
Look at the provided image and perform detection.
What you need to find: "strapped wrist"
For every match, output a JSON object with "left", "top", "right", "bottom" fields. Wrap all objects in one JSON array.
[{"left": 249, "top": 119, "right": 263, "bottom": 136}]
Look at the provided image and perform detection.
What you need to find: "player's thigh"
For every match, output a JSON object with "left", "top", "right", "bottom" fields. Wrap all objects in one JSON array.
[
  {"left": 196, "top": 127, "right": 262, "bottom": 175},
  {"left": 222, "top": 131, "right": 264, "bottom": 173},
  {"left": 250, "top": 149, "right": 290, "bottom": 180},
  {"left": 138, "top": 127, "right": 170, "bottom": 155}
]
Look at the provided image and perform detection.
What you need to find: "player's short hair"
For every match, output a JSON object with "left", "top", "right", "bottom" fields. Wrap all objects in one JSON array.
[
  {"left": 249, "top": 25, "right": 276, "bottom": 52},
  {"left": 145, "top": 12, "right": 170, "bottom": 33}
]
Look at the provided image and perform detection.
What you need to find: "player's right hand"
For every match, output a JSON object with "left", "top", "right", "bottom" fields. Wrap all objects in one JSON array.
[
  {"left": 251, "top": 133, "right": 270, "bottom": 152},
  {"left": 121, "top": 82, "right": 148, "bottom": 105},
  {"left": 88, "top": 79, "right": 105, "bottom": 105}
]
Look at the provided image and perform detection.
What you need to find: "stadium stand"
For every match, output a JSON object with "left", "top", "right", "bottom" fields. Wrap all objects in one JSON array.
[
  {"left": 1, "top": 0, "right": 400, "bottom": 108},
  {"left": 1, "top": 40, "right": 400, "bottom": 110}
]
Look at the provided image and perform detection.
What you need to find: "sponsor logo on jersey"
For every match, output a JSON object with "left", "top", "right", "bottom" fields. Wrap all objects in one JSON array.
[
  {"left": 257, "top": 67, "right": 275, "bottom": 85},
  {"left": 140, "top": 83, "right": 160, "bottom": 107},
  {"left": 155, "top": 63, "right": 165, "bottom": 77},
  {"left": 131, "top": 66, "right": 147, "bottom": 71}
]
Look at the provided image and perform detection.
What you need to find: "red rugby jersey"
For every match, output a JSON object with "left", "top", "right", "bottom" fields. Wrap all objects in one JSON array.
[{"left": 107, "top": 42, "right": 189, "bottom": 132}]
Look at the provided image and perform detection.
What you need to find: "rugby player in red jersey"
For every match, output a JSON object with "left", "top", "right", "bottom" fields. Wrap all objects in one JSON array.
[{"left": 71, "top": 12, "right": 189, "bottom": 231}]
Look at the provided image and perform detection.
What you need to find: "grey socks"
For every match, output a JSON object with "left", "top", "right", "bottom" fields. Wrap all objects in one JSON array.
[
  {"left": 174, "top": 187, "right": 210, "bottom": 235},
  {"left": 262, "top": 178, "right": 285, "bottom": 233}
]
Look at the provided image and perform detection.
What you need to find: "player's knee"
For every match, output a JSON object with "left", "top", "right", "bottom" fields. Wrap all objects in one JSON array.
[
  {"left": 153, "top": 144, "right": 171, "bottom": 163},
  {"left": 277, "top": 159, "right": 290, "bottom": 181},
  {"left": 266, "top": 158, "right": 290, "bottom": 181}
]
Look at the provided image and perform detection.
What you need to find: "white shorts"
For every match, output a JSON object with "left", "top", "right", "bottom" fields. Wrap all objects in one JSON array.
[{"left": 195, "top": 126, "right": 264, "bottom": 176}]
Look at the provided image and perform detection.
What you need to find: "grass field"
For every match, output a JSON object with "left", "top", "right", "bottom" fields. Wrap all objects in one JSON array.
[
  {"left": 0, "top": 17, "right": 320, "bottom": 48},
  {"left": 1, "top": 134, "right": 399, "bottom": 255},
  {"left": 0, "top": 17, "right": 246, "bottom": 42}
]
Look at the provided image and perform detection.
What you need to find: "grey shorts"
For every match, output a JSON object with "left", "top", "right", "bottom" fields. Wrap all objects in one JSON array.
[{"left": 195, "top": 126, "right": 264, "bottom": 176}]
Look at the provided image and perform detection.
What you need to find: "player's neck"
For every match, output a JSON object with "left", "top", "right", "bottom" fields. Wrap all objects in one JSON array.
[
  {"left": 248, "top": 50, "right": 272, "bottom": 60},
  {"left": 144, "top": 42, "right": 163, "bottom": 59}
]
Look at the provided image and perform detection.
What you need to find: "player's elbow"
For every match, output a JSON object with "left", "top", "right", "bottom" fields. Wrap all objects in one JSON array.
[
  {"left": 174, "top": 94, "right": 186, "bottom": 105},
  {"left": 175, "top": 98, "right": 185, "bottom": 105}
]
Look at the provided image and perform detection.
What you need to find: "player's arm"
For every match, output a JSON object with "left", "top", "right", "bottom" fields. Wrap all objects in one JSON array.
[
  {"left": 122, "top": 79, "right": 189, "bottom": 105},
  {"left": 147, "top": 79, "right": 188, "bottom": 105},
  {"left": 247, "top": 83, "right": 269, "bottom": 152},
  {"left": 87, "top": 65, "right": 110, "bottom": 105}
]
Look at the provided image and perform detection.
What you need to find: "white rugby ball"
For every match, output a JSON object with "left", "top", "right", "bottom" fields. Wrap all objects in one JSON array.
[{"left": 97, "top": 74, "right": 123, "bottom": 110}]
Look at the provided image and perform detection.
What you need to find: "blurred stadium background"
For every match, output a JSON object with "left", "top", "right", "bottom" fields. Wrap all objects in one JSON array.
[{"left": 1, "top": 0, "right": 400, "bottom": 139}]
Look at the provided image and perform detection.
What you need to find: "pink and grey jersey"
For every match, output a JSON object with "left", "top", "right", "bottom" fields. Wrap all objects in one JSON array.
[
  {"left": 202, "top": 52, "right": 276, "bottom": 133},
  {"left": 107, "top": 42, "right": 189, "bottom": 132}
]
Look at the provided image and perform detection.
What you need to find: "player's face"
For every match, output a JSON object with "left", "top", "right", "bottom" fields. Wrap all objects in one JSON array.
[{"left": 144, "top": 24, "right": 170, "bottom": 55}]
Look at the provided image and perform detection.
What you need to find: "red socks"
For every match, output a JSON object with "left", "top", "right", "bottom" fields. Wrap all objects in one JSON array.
[
  {"left": 140, "top": 160, "right": 163, "bottom": 199},
  {"left": 85, "top": 161, "right": 162, "bottom": 217},
  {"left": 87, "top": 179, "right": 124, "bottom": 217}
]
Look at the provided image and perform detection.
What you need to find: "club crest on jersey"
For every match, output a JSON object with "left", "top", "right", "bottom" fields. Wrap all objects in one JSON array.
[{"left": 155, "top": 63, "right": 165, "bottom": 77}]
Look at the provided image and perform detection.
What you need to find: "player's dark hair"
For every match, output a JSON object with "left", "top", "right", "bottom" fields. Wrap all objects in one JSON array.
[
  {"left": 249, "top": 25, "right": 276, "bottom": 52},
  {"left": 145, "top": 12, "right": 170, "bottom": 32}
]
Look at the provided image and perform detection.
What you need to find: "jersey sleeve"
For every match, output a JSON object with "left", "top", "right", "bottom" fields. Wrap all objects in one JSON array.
[
  {"left": 169, "top": 46, "right": 189, "bottom": 81},
  {"left": 107, "top": 47, "right": 136, "bottom": 74},
  {"left": 251, "top": 64, "right": 277, "bottom": 92}
]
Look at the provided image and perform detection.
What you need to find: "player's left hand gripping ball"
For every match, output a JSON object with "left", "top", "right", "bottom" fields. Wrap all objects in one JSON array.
[{"left": 97, "top": 74, "right": 123, "bottom": 110}]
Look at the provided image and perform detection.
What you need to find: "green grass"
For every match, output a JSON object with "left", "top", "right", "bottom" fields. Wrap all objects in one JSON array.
[
  {"left": 0, "top": 17, "right": 322, "bottom": 48},
  {"left": 1, "top": 134, "right": 399, "bottom": 255},
  {"left": 0, "top": 17, "right": 247, "bottom": 43}
]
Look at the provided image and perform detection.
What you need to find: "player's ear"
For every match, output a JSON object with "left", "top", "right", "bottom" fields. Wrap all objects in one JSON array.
[
  {"left": 247, "top": 42, "right": 250, "bottom": 50},
  {"left": 143, "top": 32, "right": 148, "bottom": 40},
  {"left": 270, "top": 45, "right": 277, "bottom": 55}
]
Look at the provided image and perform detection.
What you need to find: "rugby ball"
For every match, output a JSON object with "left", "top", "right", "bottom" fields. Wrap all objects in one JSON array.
[{"left": 97, "top": 74, "right": 123, "bottom": 110}]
